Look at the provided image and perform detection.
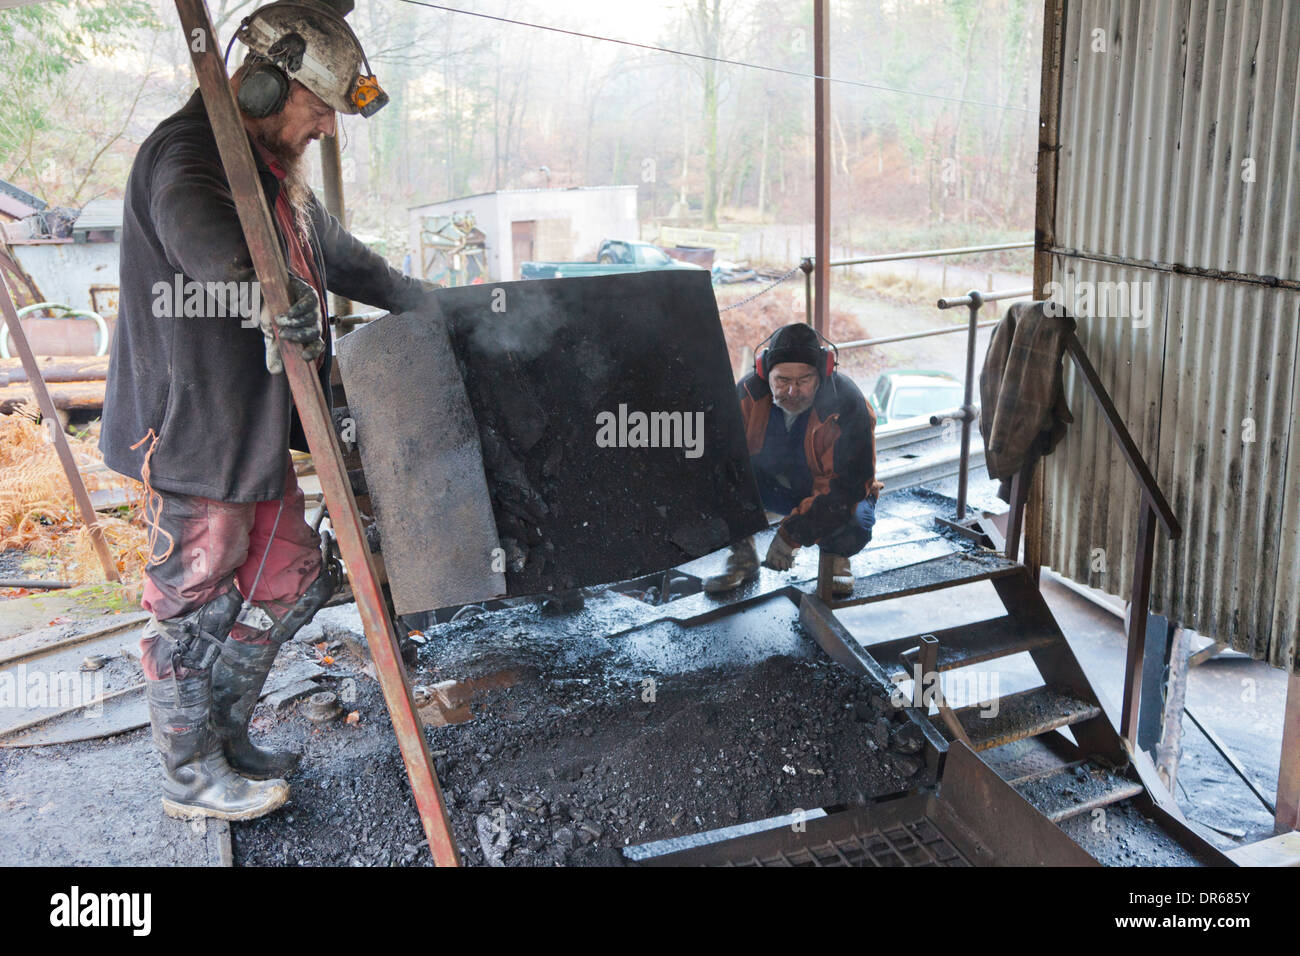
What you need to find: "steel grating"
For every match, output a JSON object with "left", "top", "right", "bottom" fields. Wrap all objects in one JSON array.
[{"left": 725, "top": 819, "right": 970, "bottom": 868}]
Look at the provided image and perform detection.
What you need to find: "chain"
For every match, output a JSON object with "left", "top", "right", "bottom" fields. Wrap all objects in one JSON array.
[{"left": 718, "top": 264, "right": 805, "bottom": 312}]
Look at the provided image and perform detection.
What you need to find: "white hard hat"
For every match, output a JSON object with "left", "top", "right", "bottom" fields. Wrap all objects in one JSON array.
[{"left": 234, "top": 1, "right": 388, "bottom": 117}]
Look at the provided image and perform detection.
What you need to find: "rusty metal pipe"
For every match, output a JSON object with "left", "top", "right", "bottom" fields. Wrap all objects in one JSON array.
[
  {"left": 837, "top": 319, "right": 1001, "bottom": 352},
  {"left": 953, "top": 291, "right": 982, "bottom": 519},
  {"left": 829, "top": 241, "right": 1033, "bottom": 270}
]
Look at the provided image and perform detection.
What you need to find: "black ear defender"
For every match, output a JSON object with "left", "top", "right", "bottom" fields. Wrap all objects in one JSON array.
[
  {"left": 236, "top": 57, "right": 290, "bottom": 117},
  {"left": 227, "top": 23, "right": 307, "bottom": 118},
  {"left": 754, "top": 325, "right": 838, "bottom": 380}
]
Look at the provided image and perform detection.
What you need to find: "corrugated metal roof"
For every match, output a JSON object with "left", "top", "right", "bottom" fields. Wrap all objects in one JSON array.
[
  {"left": 0, "top": 177, "right": 45, "bottom": 212},
  {"left": 1054, "top": 0, "right": 1300, "bottom": 283},
  {"left": 1043, "top": 0, "right": 1300, "bottom": 671},
  {"left": 72, "top": 198, "right": 123, "bottom": 233}
]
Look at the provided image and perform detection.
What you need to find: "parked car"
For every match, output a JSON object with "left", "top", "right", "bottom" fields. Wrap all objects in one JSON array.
[
  {"left": 868, "top": 370, "right": 971, "bottom": 430},
  {"left": 520, "top": 238, "right": 705, "bottom": 280}
]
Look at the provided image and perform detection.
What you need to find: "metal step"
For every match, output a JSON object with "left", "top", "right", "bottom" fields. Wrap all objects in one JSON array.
[
  {"left": 866, "top": 615, "right": 1062, "bottom": 680},
  {"left": 933, "top": 685, "right": 1103, "bottom": 751},
  {"left": 1010, "top": 760, "right": 1145, "bottom": 823},
  {"left": 819, "top": 551, "right": 1023, "bottom": 609}
]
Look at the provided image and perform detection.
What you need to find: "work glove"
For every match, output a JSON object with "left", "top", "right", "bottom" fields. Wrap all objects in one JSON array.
[
  {"left": 260, "top": 275, "right": 325, "bottom": 374},
  {"left": 762, "top": 528, "right": 796, "bottom": 571}
]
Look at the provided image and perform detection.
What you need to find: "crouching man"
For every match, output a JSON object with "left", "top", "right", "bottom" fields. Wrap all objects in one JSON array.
[{"left": 705, "top": 323, "right": 882, "bottom": 598}]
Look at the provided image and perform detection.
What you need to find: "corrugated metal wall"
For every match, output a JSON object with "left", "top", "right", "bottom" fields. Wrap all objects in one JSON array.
[{"left": 1044, "top": 0, "right": 1300, "bottom": 670}]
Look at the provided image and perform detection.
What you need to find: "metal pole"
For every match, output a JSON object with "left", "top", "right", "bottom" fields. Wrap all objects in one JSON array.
[
  {"left": 812, "top": 0, "right": 830, "bottom": 335},
  {"left": 801, "top": 257, "right": 813, "bottom": 325},
  {"left": 955, "top": 290, "right": 981, "bottom": 519},
  {"left": 318, "top": 133, "right": 354, "bottom": 327},
  {"left": 836, "top": 318, "right": 1002, "bottom": 352},
  {"left": 173, "top": 0, "right": 460, "bottom": 865},
  {"left": 828, "top": 240, "right": 1034, "bottom": 270},
  {"left": 1121, "top": 500, "right": 1158, "bottom": 747}
]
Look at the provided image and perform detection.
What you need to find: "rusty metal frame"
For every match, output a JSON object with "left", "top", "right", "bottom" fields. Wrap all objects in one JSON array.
[
  {"left": 0, "top": 249, "right": 119, "bottom": 585},
  {"left": 171, "top": 0, "right": 459, "bottom": 865},
  {"left": 1061, "top": 331, "right": 1180, "bottom": 750},
  {"left": 811, "top": 0, "right": 830, "bottom": 335},
  {"left": 919, "top": 634, "right": 972, "bottom": 747},
  {"left": 1026, "top": 0, "right": 1068, "bottom": 584}
]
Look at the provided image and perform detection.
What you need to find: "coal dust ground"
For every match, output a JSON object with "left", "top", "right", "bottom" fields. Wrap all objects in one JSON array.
[{"left": 232, "top": 597, "right": 923, "bottom": 866}]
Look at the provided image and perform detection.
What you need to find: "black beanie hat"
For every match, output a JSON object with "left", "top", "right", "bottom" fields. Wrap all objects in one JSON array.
[{"left": 764, "top": 323, "right": 826, "bottom": 377}]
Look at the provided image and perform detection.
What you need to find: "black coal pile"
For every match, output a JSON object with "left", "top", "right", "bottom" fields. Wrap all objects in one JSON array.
[
  {"left": 427, "top": 655, "right": 926, "bottom": 866},
  {"left": 232, "top": 599, "right": 925, "bottom": 867}
]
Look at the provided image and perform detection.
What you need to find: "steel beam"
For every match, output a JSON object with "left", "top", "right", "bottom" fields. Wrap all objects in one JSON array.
[{"left": 172, "top": 0, "right": 459, "bottom": 865}]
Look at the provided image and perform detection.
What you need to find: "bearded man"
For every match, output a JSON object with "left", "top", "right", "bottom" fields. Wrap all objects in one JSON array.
[
  {"left": 100, "top": 4, "right": 427, "bottom": 821},
  {"left": 704, "top": 323, "right": 882, "bottom": 598}
]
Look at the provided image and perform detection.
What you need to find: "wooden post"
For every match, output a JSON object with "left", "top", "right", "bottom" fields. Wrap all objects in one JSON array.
[
  {"left": 0, "top": 254, "right": 119, "bottom": 584},
  {"left": 1278, "top": 670, "right": 1300, "bottom": 833},
  {"left": 173, "top": 0, "right": 459, "bottom": 865},
  {"left": 1154, "top": 626, "right": 1190, "bottom": 792}
]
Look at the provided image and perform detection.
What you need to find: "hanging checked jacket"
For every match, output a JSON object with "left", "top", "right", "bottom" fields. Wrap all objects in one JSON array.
[
  {"left": 979, "top": 300, "right": 1076, "bottom": 493},
  {"left": 736, "top": 370, "right": 880, "bottom": 547},
  {"left": 101, "top": 90, "right": 428, "bottom": 503}
]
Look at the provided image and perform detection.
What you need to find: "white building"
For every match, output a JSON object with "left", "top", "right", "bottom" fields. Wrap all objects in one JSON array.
[{"left": 407, "top": 186, "right": 638, "bottom": 283}]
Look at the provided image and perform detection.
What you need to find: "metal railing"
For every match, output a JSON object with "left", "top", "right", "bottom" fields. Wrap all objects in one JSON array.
[
  {"left": 834, "top": 283, "right": 1033, "bottom": 521},
  {"left": 935, "top": 288, "right": 1034, "bottom": 519},
  {"left": 800, "top": 240, "right": 1033, "bottom": 323}
]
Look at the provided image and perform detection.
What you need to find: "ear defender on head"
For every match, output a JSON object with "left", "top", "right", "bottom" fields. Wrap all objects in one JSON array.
[
  {"left": 752, "top": 324, "right": 838, "bottom": 380},
  {"left": 236, "top": 60, "right": 291, "bottom": 117}
]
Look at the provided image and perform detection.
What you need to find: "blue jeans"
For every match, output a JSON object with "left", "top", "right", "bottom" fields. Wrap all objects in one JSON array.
[
  {"left": 816, "top": 494, "right": 878, "bottom": 558},
  {"left": 855, "top": 495, "right": 878, "bottom": 535}
]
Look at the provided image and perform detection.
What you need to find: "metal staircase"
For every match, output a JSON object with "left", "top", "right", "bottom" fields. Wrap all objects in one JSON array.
[
  {"left": 787, "top": 325, "right": 1232, "bottom": 864},
  {"left": 798, "top": 547, "right": 1227, "bottom": 865}
]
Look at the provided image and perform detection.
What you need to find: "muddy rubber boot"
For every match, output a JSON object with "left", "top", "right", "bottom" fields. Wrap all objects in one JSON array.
[
  {"left": 208, "top": 556, "right": 341, "bottom": 779},
  {"left": 704, "top": 537, "right": 759, "bottom": 593},
  {"left": 831, "top": 555, "right": 855, "bottom": 598},
  {"left": 147, "top": 671, "right": 289, "bottom": 822},
  {"left": 211, "top": 639, "right": 300, "bottom": 781}
]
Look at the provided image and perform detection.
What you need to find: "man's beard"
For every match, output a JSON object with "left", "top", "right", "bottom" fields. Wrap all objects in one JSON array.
[
  {"left": 773, "top": 392, "right": 814, "bottom": 416},
  {"left": 256, "top": 129, "right": 314, "bottom": 238}
]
